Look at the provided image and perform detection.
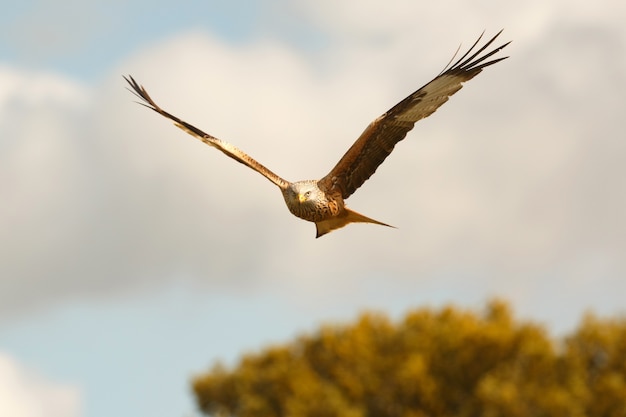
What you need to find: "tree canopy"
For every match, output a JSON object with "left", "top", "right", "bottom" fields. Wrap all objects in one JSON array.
[{"left": 192, "top": 301, "right": 626, "bottom": 417}]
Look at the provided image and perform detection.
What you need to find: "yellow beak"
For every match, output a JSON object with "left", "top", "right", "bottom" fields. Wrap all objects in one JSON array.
[{"left": 298, "top": 193, "right": 306, "bottom": 203}]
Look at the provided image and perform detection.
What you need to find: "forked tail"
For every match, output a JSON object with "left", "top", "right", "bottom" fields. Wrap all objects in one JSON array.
[{"left": 315, "top": 208, "right": 394, "bottom": 238}]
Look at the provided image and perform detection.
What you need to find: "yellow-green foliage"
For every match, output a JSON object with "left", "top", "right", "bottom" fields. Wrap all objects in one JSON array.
[{"left": 192, "top": 301, "right": 626, "bottom": 417}]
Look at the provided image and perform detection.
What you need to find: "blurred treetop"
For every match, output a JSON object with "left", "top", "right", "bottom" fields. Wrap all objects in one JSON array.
[{"left": 193, "top": 300, "right": 626, "bottom": 417}]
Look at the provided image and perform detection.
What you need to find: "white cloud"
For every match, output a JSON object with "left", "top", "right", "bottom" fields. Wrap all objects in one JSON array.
[
  {"left": 0, "top": 0, "right": 625, "bottom": 330},
  {"left": 0, "top": 352, "right": 80, "bottom": 417}
]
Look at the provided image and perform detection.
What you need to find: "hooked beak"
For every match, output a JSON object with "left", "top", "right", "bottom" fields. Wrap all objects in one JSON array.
[{"left": 298, "top": 193, "right": 306, "bottom": 203}]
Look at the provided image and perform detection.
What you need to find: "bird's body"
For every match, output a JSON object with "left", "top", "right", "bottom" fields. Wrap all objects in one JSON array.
[
  {"left": 125, "top": 31, "right": 510, "bottom": 237},
  {"left": 283, "top": 180, "right": 340, "bottom": 223},
  {"left": 281, "top": 180, "right": 389, "bottom": 237}
]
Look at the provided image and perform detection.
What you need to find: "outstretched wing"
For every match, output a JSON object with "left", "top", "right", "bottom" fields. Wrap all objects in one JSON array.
[
  {"left": 318, "top": 30, "right": 510, "bottom": 199},
  {"left": 124, "top": 76, "right": 289, "bottom": 190}
]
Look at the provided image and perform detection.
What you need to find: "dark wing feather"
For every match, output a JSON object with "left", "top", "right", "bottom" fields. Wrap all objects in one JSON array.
[
  {"left": 318, "top": 30, "right": 510, "bottom": 199},
  {"left": 124, "top": 75, "right": 289, "bottom": 190}
]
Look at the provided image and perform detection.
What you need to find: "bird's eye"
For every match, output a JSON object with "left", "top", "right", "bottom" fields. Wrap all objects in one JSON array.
[{"left": 304, "top": 191, "right": 311, "bottom": 198}]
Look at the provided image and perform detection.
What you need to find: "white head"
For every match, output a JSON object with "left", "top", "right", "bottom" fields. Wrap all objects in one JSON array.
[
  {"left": 286, "top": 181, "right": 323, "bottom": 205},
  {"left": 281, "top": 180, "right": 328, "bottom": 221}
]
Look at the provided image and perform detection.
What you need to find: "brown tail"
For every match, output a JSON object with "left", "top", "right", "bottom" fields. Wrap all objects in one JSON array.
[{"left": 315, "top": 208, "right": 394, "bottom": 238}]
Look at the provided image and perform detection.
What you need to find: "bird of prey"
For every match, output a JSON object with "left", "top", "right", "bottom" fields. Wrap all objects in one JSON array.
[{"left": 125, "top": 31, "right": 509, "bottom": 238}]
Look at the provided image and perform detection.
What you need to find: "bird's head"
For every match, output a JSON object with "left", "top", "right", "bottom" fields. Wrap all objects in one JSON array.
[{"left": 287, "top": 181, "right": 323, "bottom": 206}]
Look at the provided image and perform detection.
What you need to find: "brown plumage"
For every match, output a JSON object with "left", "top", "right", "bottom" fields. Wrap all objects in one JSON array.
[{"left": 125, "top": 31, "right": 510, "bottom": 238}]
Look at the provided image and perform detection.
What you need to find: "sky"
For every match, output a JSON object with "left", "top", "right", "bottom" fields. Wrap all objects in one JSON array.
[{"left": 1, "top": 0, "right": 625, "bottom": 416}]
